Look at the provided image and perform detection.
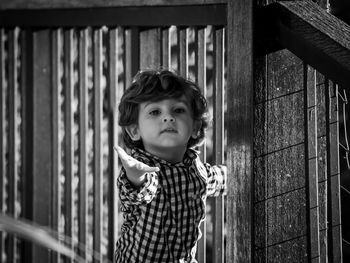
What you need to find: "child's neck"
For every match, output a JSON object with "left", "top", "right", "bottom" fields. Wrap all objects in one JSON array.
[{"left": 144, "top": 145, "right": 187, "bottom": 164}]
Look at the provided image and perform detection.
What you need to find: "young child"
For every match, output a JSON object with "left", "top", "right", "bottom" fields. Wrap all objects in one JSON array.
[{"left": 115, "top": 69, "right": 226, "bottom": 263}]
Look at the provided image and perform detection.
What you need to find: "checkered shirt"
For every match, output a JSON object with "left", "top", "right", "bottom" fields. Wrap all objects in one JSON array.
[{"left": 115, "top": 148, "right": 226, "bottom": 263}]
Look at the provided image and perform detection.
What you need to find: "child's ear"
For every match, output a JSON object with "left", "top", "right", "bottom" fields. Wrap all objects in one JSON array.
[
  {"left": 125, "top": 124, "right": 141, "bottom": 141},
  {"left": 191, "top": 120, "right": 202, "bottom": 139}
]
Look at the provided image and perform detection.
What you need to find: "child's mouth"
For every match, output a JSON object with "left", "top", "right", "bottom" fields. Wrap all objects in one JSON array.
[{"left": 161, "top": 128, "right": 177, "bottom": 134}]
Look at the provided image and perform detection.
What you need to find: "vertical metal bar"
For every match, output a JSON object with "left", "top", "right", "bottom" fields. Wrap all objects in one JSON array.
[
  {"left": 195, "top": 26, "right": 207, "bottom": 263},
  {"left": 64, "top": 29, "right": 74, "bottom": 263},
  {"left": 178, "top": 27, "right": 188, "bottom": 77},
  {"left": 108, "top": 27, "right": 119, "bottom": 263},
  {"left": 326, "top": 80, "right": 342, "bottom": 262},
  {"left": 93, "top": 28, "right": 103, "bottom": 263},
  {"left": 51, "top": 29, "right": 62, "bottom": 263},
  {"left": 304, "top": 64, "right": 320, "bottom": 262},
  {"left": 78, "top": 28, "right": 88, "bottom": 261},
  {"left": 8, "top": 28, "right": 18, "bottom": 263},
  {"left": 0, "top": 28, "right": 5, "bottom": 263},
  {"left": 213, "top": 27, "right": 225, "bottom": 263},
  {"left": 161, "top": 27, "right": 170, "bottom": 69},
  {"left": 124, "top": 27, "right": 139, "bottom": 88}
]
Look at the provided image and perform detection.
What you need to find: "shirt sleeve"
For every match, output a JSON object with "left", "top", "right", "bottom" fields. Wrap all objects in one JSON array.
[
  {"left": 203, "top": 163, "right": 227, "bottom": 197},
  {"left": 117, "top": 167, "right": 159, "bottom": 206}
]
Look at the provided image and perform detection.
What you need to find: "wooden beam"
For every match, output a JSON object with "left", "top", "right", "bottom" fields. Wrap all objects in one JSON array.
[
  {"left": 0, "top": 5, "right": 226, "bottom": 27},
  {"left": 32, "top": 29, "right": 52, "bottom": 262},
  {"left": 256, "top": 0, "right": 350, "bottom": 88},
  {"left": 0, "top": 0, "right": 226, "bottom": 9},
  {"left": 226, "top": 0, "right": 253, "bottom": 262}
]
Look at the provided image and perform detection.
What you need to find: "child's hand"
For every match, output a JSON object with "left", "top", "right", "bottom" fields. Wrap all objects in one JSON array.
[{"left": 114, "top": 146, "right": 159, "bottom": 187}]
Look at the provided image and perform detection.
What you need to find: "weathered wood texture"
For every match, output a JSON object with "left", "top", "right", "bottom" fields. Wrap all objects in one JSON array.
[
  {"left": 316, "top": 72, "right": 329, "bottom": 263},
  {"left": 226, "top": 0, "right": 253, "bottom": 262},
  {"left": 258, "top": 0, "right": 350, "bottom": 88},
  {"left": 254, "top": 0, "right": 345, "bottom": 262},
  {"left": 254, "top": 49, "right": 308, "bottom": 262},
  {"left": 0, "top": 0, "right": 227, "bottom": 9},
  {"left": 326, "top": 80, "right": 342, "bottom": 262},
  {"left": 305, "top": 64, "right": 320, "bottom": 262},
  {"left": 0, "top": 5, "right": 226, "bottom": 27}
]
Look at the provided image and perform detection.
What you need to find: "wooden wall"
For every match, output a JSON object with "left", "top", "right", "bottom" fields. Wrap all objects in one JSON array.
[{"left": 253, "top": 0, "right": 342, "bottom": 262}]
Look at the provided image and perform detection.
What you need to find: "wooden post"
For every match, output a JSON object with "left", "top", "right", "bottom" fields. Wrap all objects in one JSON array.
[
  {"left": 140, "top": 28, "right": 161, "bottom": 70},
  {"left": 124, "top": 27, "right": 140, "bottom": 87},
  {"left": 326, "top": 80, "right": 343, "bottom": 262},
  {"left": 304, "top": 64, "right": 321, "bottom": 262},
  {"left": 226, "top": 0, "right": 253, "bottom": 262},
  {"left": 31, "top": 29, "right": 52, "bottom": 262}
]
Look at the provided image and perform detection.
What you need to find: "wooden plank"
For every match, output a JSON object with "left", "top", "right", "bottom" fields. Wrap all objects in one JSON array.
[
  {"left": 32, "top": 29, "right": 52, "bottom": 262},
  {"left": 161, "top": 28, "right": 170, "bottom": 69},
  {"left": 93, "top": 28, "right": 103, "bottom": 263},
  {"left": 0, "top": 0, "right": 227, "bottom": 9},
  {"left": 325, "top": 80, "right": 342, "bottom": 262},
  {"left": 78, "top": 28, "right": 88, "bottom": 261},
  {"left": 304, "top": 64, "right": 320, "bottom": 262},
  {"left": 7, "top": 28, "right": 18, "bottom": 263},
  {"left": 0, "top": 28, "right": 6, "bottom": 262},
  {"left": 19, "top": 28, "right": 33, "bottom": 262},
  {"left": 124, "top": 27, "right": 139, "bottom": 88},
  {"left": 266, "top": 236, "right": 307, "bottom": 261},
  {"left": 108, "top": 27, "right": 120, "bottom": 263},
  {"left": 226, "top": 0, "right": 253, "bottom": 262},
  {"left": 258, "top": 0, "right": 350, "bottom": 88},
  {"left": 252, "top": 13, "right": 268, "bottom": 258},
  {"left": 316, "top": 73, "right": 328, "bottom": 262},
  {"left": 195, "top": 27, "right": 206, "bottom": 99},
  {"left": 140, "top": 28, "right": 161, "bottom": 70},
  {"left": 266, "top": 189, "right": 307, "bottom": 247},
  {"left": 51, "top": 28, "right": 61, "bottom": 263},
  {"left": 64, "top": 29, "right": 74, "bottom": 262},
  {"left": 178, "top": 27, "right": 188, "bottom": 77},
  {"left": 0, "top": 5, "right": 226, "bottom": 27},
  {"left": 213, "top": 26, "right": 225, "bottom": 263},
  {"left": 195, "top": 26, "right": 206, "bottom": 263}
]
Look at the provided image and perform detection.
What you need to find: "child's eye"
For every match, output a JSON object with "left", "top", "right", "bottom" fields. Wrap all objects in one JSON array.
[
  {"left": 174, "top": 108, "right": 186, "bottom": 114},
  {"left": 149, "top": 109, "right": 160, "bottom": 116}
]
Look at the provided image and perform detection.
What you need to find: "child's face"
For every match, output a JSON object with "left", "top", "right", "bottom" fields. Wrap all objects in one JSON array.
[{"left": 126, "top": 96, "right": 199, "bottom": 161}]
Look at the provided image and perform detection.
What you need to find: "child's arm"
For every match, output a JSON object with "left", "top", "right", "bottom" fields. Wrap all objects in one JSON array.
[{"left": 114, "top": 146, "right": 159, "bottom": 187}]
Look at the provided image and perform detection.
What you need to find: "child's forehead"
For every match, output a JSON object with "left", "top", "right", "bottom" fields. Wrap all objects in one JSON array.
[{"left": 141, "top": 96, "right": 190, "bottom": 108}]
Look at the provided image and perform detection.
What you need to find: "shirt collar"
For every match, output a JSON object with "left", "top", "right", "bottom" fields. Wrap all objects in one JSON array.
[{"left": 131, "top": 147, "right": 199, "bottom": 167}]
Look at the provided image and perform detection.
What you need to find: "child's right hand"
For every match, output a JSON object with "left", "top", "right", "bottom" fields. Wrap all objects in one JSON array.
[{"left": 114, "top": 146, "right": 159, "bottom": 187}]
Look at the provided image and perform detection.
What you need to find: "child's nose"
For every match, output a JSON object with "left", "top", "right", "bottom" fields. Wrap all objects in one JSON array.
[{"left": 163, "top": 114, "right": 175, "bottom": 122}]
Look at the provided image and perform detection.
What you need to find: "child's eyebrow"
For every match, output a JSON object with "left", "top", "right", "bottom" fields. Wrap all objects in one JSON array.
[{"left": 143, "top": 98, "right": 190, "bottom": 109}]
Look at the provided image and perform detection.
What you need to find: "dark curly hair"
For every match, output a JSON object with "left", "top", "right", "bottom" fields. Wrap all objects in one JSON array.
[{"left": 118, "top": 69, "right": 210, "bottom": 150}]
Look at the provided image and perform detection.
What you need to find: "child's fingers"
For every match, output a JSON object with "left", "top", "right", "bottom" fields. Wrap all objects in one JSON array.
[
  {"left": 113, "top": 146, "right": 130, "bottom": 162},
  {"left": 114, "top": 146, "right": 159, "bottom": 173},
  {"left": 136, "top": 162, "right": 160, "bottom": 173}
]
